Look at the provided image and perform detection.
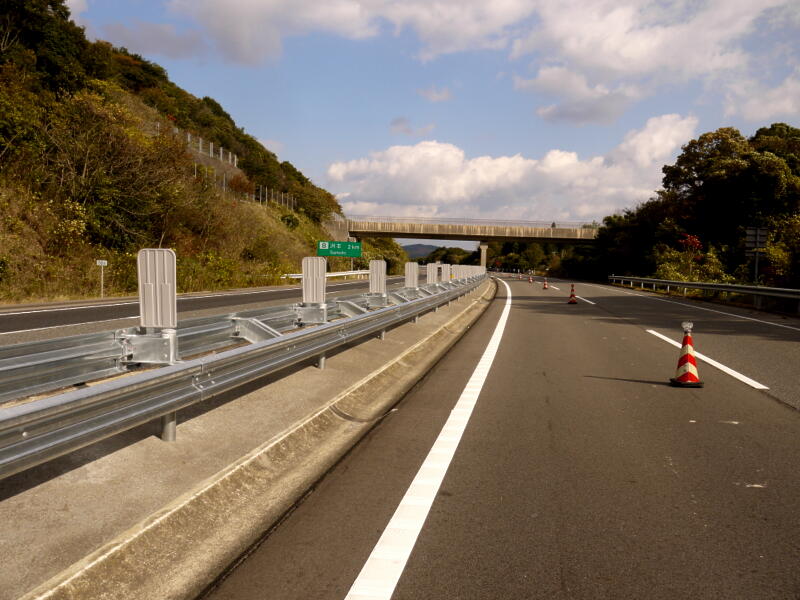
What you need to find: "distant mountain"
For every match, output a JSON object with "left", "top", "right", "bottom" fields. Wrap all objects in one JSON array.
[{"left": 402, "top": 244, "right": 440, "bottom": 259}]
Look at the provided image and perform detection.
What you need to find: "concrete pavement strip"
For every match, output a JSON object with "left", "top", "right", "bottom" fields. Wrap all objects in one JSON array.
[{"left": 1, "top": 279, "right": 497, "bottom": 600}]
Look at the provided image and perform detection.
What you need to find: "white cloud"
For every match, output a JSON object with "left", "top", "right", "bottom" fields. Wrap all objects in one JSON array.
[
  {"left": 510, "top": 0, "right": 777, "bottom": 79},
  {"left": 258, "top": 139, "right": 284, "bottom": 155},
  {"left": 142, "top": 0, "right": 795, "bottom": 124},
  {"left": 165, "top": 0, "right": 535, "bottom": 63},
  {"left": 390, "top": 117, "right": 435, "bottom": 137},
  {"left": 102, "top": 22, "right": 207, "bottom": 59},
  {"left": 66, "top": 0, "right": 88, "bottom": 18},
  {"left": 610, "top": 114, "right": 698, "bottom": 168},
  {"left": 418, "top": 85, "right": 453, "bottom": 102},
  {"left": 327, "top": 114, "right": 698, "bottom": 221},
  {"left": 514, "top": 67, "right": 640, "bottom": 123},
  {"left": 724, "top": 70, "right": 800, "bottom": 120},
  {"left": 508, "top": 0, "right": 792, "bottom": 123}
]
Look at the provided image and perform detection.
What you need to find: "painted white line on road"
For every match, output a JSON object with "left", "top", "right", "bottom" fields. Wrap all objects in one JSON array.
[
  {"left": 549, "top": 285, "right": 560, "bottom": 291},
  {"left": 344, "top": 280, "right": 513, "bottom": 600},
  {"left": 0, "top": 317, "right": 140, "bottom": 336},
  {"left": 0, "top": 301, "right": 138, "bottom": 316},
  {"left": 646, "top": 329, "right": 769, "bottom": 390},
  {"left": 576, "top": 296, "right": 596, "bottom": 305},
  {"left": 584, "top": 283, "right": 800, "bottom": 333}
]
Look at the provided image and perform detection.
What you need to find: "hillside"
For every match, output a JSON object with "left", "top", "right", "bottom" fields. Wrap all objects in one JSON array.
[
  {"left": 0, "top": 0, "right": 407, "bottom": 301},
  {"left": 402, "top": 244, "right": 440, "bottom": 259}
]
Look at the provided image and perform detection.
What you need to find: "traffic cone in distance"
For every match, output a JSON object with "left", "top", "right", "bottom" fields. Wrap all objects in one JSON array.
[
  {"left": 528, "top": 276, "right": 533, "bottom": 284},
  {"left": 669, "top": 321, "right": 704, "bottom": 388},
  {"left": 567, "top": 284, "right": 578, "bottom": 304},
  {"left": 543, "top": 278, "right": 549, "bottom": 290}
]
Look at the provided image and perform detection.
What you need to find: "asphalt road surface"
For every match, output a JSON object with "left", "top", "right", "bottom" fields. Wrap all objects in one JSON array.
[
  {"left": 202, "top": 276, "right": 800, "bottom": 599},
  {"left": 0, "top": 277, "right": 406, "bottom": 335}
]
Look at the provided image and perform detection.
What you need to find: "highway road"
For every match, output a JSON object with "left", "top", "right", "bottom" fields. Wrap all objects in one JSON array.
[
  {"left": 0, "top": 277, "right": 405, "bottom": 338},
  {"left": 201, "top": 276, "right": 800, "bottom": 599}
]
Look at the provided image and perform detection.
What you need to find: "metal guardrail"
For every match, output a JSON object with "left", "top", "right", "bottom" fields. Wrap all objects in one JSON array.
[
  {"left": 608, "top": 275, "right": 800, "bottom": 312},
  {"left": 0, "top": 274, "right": 486, "bottom": 480}
]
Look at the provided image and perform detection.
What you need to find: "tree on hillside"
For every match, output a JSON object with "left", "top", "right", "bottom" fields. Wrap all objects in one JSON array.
[
  {"left": 0, "top": 0, "right": 88, "bottom": 92},
  {"left": 661, "top": 126, "right": 800, "bottom": 269}
]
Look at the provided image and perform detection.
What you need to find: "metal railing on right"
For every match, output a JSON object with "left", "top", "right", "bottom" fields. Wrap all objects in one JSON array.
[
  {"left": 607, "top": 275, "right": 800, "bottom": 313},
  {"left": 0, "top": 270, "right": 486, "bottom": 480}
]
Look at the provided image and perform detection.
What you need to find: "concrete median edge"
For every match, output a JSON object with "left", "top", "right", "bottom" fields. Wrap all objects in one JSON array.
[{"left": 20, "top": 279, "right": 498, "bottom": 600}]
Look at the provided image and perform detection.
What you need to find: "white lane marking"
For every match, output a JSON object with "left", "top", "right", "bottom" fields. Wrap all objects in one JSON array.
[
  {"left": 0, "top": 317, "right": 140, "bottom": 336},
  {"left": 549, "top": 285, "right": 560, "bottom": 291},
  {"left": 646, "top": 329, "right": 769, "bottom": 390},
  {"left": 583, "top": 283, "right": 800, "bottom": 333},
  {"left": 575, "top": 295, "right": 596, "bottom": 305},
  {"left": 0, "top": 301, "right": 138, "bottom": 316},
  {"left": 344, "top": 280, "right": 513, "bottom": 600}
]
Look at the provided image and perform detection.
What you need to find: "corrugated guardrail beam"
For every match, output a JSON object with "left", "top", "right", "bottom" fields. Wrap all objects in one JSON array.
[
  {"left": 0, "top": 270, "right": 486, "bottom": 480},
  {"left": 607, "top": 275, "right": 800, "bottom": 312}
]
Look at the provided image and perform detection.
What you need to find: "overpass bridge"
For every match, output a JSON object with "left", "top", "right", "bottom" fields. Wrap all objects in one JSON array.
[{"left": 342, "top": 215, "right": 600, "bottom": 265}]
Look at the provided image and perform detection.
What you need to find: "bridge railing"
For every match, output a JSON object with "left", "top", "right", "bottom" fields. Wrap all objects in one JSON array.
[{"left": 346, "top": 215, "right": 600, "bottom": 229}]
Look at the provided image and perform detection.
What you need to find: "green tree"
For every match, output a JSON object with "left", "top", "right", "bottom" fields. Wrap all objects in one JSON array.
[{"left": 0, "top": 0, "right": 88, "bottom": 92}]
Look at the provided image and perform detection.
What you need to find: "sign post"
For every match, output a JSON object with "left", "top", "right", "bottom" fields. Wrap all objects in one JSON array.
[
  {"left": 96, "top": 259, "right": 108, "bottom": 298},
  {"left": 316, "top": 240, "right": 362, "bottom": 258},
  {"left": 745, "top": 227, "right": 768, "bottom": 283}
]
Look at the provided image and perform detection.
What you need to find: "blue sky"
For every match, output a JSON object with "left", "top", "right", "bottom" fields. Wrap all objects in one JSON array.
[{"left": 68, "top": 0, "right": 800, "bottom": 234}]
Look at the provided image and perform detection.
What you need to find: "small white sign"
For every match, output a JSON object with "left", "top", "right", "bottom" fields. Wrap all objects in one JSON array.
[{"left": 96, "top": 259, "right": 108, "bottom": 267}]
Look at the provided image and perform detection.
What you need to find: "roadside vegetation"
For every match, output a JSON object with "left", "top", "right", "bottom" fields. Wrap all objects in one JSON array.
[
  {"left": 0, "top": 0, "right": 406, "bottom": 302},
  {"left": 466, "top": 125, "right": 800, "bottom": 289}
]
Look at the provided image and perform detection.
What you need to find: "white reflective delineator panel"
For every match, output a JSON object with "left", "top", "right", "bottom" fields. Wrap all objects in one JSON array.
[
  {"left": 426, "top": 263, "right": 438, "bottom": 284},
  {"left": 441, "top": 264, "right": 451, "bottom": 281},
  {"left": 302, "top": 257, "right": 327, "bottom": 304},
  {"left": 369, "top": 260, "right": 387, "bottom": 294},
  {"left": 137, "top": 249, "right": 177, "bottom": 329},
  {"left": 404, "top": 262, "right": 419, "bottom": 288}
]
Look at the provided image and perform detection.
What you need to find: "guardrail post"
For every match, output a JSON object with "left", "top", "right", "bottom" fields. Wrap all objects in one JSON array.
[
  {"left": 404, "top": 262, "right": 419, "bottom": 297},
  {"left": 295, "top": 257, "right": 328, "bottom": 324},
  {"left": 367, "top": 260, "right": 388, "bottom": 308},
  {"left": 136, "top": 249, "right": 182, "bottom": 440},
  {"left": 160, "top": 412, "right": 177, "bottom": 441},
  {"left": 441, "top": 264, "right": 451, "bottom": 283}
]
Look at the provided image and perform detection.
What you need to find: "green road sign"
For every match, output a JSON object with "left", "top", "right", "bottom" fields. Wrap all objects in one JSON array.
[{"left": 317, "top": 240, "right": 362, "bottom": 257}]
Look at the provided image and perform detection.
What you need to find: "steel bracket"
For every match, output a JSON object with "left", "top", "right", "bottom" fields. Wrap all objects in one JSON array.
[
  {"left": 366, "top": 292, "right": 389, "bottom": 309},
  {"left": 120, "top": 328, "right": 179, "bottom": 365},
  {"left": 294, "top": 303, "right": 328, "bottom": 325}
]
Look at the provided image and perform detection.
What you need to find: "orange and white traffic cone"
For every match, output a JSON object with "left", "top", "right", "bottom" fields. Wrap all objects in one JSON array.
[
  {"left": 543, "top": 278, "right": 549, "bottom": 290},
  {"left": 528, "top": 276, "right": 533, "bottom": 284},
  {"left": 669, "top": 322, "right": 704, "bottom": 388},
  {"left": 567, "top": 284, "right": 578, "bottom": 304}
]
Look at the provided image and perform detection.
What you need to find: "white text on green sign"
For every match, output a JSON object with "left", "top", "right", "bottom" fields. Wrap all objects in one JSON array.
[{"left": 317, "top": 241, "right": 362, "bottom": 257}]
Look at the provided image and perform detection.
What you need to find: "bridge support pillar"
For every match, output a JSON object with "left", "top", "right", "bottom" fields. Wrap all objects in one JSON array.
[{"left": 479, "top": 242, "right": 488, "bottom": 267}]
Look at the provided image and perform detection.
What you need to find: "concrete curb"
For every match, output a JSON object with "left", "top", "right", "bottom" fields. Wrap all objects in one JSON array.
[{"left": 20, "top": 279, "right": 498, "bottom": 600}]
